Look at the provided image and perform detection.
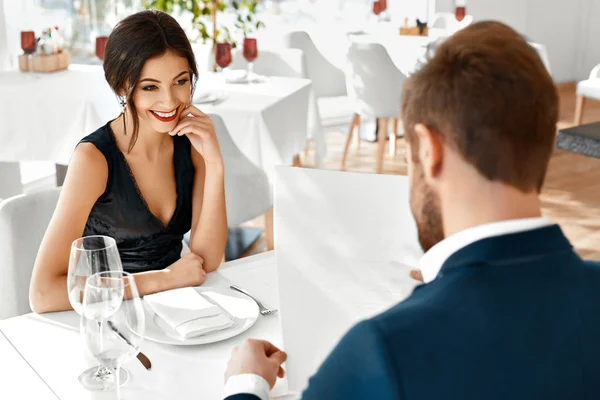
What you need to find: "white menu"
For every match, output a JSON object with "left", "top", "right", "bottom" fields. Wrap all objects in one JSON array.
[{"left": 275, "top": 167, "right": 422, "bottom": 392}]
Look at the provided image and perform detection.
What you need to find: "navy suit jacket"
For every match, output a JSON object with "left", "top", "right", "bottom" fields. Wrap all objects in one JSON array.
[{"left": 227, "top": 226, "right": 600, "bottom": 399}]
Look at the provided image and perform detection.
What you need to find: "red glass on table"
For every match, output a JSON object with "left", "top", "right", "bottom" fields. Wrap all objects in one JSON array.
[
  {"left": 21, "top": 31, "right": 37, "bottom": 54},
  {"left": 372, "top": 1, "right": 381, "bottom": 16},
  {"left": 215, "top": 42, "right": 232, "bottom": 69},
  {"left": 379, "top": 0, "right": 387, "bottom": 12},
  {"left": 455, "top": 6, "right": 466, "bottom": 22},
  {"left": 242, "top": 38, "right": 258, "bottom": 82},
  {"left": 95, "top": 36, "right": 109, "bottom": 61}
]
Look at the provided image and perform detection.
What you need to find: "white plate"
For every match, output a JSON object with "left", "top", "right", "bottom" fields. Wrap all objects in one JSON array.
[{"left": 142, "top": 286, "right": 259, "bottom": 345}]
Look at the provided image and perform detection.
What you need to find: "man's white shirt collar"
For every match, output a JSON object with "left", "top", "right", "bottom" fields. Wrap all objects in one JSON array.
[{"left": 419, "top": 217, "right": 553, "bottom": 283}]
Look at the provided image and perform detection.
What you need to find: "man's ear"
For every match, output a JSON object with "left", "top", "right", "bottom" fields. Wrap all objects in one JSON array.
[{"left": 414, "top": 123, "right": 443, "bottom": 182}]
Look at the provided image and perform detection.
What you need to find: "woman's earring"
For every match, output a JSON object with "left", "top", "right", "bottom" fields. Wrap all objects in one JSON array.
[
  {"left": 119, "top": 96, "right": 126, "bottom": 112},
  {"left": 189, "top": 76, "right": 198, "bottom": 106},
  {"left": 119, "top": 97, "right": 127, "bottom": 136}
]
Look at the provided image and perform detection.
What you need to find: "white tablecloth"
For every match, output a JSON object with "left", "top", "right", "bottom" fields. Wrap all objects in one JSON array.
[
  {"left": 0, "top": 66, "right": 323, "bottom": 174},
  {"left": 0, "top": 65, "right": 118, "bottom": 165},
  {"left": 0, "top": 252, "right": 287, "bottom": 400},
  {"left": 0, "top": 329, "right": 59, "bottom": 399},
  {"left": 196, "top": 73, "right": 323, "bottom": 181}
]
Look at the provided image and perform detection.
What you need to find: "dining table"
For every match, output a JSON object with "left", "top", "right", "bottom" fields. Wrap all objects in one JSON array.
[
  {"left": 0, "top": 251, "right": 291, "bottom": 400},
  {"left": 0, "top": 64, "right": 324, "bottom": 186},
  {"left": 0, "top": 327, "right": 59, "bottom": 399}
]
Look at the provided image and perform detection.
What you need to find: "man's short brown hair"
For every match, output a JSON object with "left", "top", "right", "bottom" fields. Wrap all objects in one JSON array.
[{"left": 402, "top": 21, "right": 558, "bottom": 192}]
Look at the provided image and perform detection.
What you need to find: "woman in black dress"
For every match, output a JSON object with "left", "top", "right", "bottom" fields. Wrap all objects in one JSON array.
[{"left": 30, "top": 10, "right": 228, "bottom": 313}]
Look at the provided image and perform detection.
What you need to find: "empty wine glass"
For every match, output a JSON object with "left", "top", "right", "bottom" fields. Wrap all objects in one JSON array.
[
  {"left": 243, "top": 38, "right": 258, "bottom": 82},
  {"left": 82, "top": 272, "right": 145, "bottom": 398},
  {"left": 68, "top": 235, "right": 125, "bottom": 391}
]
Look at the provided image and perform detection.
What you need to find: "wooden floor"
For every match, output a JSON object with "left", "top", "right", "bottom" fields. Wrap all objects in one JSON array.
[{"left": 242, "top": 83, "right": 600, "bottom": 261}]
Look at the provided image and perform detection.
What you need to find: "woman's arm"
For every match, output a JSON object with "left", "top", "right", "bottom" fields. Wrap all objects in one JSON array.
[
  {"left": 169, "top": 105, "right": 228, "bottom": 272},
  {"left": 29, "top": 143, "right": 108, "bottom": 313},
  {"left": 29, "top": 143, "right": 207, "bottom": 314},
  {"left": 189, "top": 151, "right": 228, "bottom": 272}
]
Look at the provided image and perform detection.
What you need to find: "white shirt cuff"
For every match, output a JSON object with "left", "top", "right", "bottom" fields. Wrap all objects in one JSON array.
[{"left": 222, "top": 374, "right": 271, "bottom": 400}]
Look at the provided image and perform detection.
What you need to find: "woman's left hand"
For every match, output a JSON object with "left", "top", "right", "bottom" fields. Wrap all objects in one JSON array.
[{"left": 169, "top": 105, "right": 223, "bottom": 165}]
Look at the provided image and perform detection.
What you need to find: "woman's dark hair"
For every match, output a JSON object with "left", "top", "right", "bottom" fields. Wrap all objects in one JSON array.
[{"left": 104, "top": 10, "right": 198, "bottom": 153}]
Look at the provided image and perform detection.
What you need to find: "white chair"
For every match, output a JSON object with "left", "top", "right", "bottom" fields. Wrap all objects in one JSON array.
[
  {"left": 0, "top": 187, "right": 61, "bottom": 319},
  {"left": 343, "top": 42, "right": 408, "bottom": 174},
  {"left": 283, "top": 31, "right": 355, "bottom": 128},
  {"left": 574, "top": 64, "right": 600, "bottom": 125},
  {"left": 208, "top": 114, "right": 274, "bottom": 248},
  {"left": 529, "top": 42, "right": 552, "bottom": 77},
  {"left": 230, "top": 48, "right": 307, "bottom": 79},
  {"left": 0, "top": 162, "right": 22, "bottom": 201}
]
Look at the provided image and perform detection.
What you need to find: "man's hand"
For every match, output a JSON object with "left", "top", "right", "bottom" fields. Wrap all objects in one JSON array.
[
  {"left": 410, "top": 269, "right": 424, "bottom": 282},
  {"left": 225, "top": 339, "right": 287, "bottom": 388}
]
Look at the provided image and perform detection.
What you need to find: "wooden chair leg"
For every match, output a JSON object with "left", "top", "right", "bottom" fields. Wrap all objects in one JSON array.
[
  {"left": 292, "top": 154, "right": 302, "bottom": 167},
  {"left": 303, "top": 140, "right": 311, "bottom": 159},
  {"left": 390, "top": 118, "right": 399, "bottom": 157},
  {"left": 264, "top": 208, "right": 274, "bottom": 251},
  {"left": 355, "top": 117, "right": 361, "bottom": 157},
  {"left": 341, "top": 113, "right": 360, "bottom": 170},
  {"left": 574, "top": 95, "right": 586, "bottom": 126},
  {"left": 376, "top": 118, "right": 388, "bottom": 174}
]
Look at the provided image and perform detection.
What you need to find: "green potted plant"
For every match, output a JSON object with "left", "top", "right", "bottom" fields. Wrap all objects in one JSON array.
[
  {"left": 232, "top": 1, "right": 265, "bottom": 39},
  {"left": 144, "top": 0, "right": 265, "bottom": 71}
]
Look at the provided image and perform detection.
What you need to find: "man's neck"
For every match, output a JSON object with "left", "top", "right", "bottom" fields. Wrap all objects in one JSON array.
[{"left": 441, "top": 180, "right": 542, "bottom": 239}]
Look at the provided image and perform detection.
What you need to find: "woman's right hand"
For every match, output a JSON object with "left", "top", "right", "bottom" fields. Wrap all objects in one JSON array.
[{"left": 164, "top": 253, "right": 207, "bottom": 289}]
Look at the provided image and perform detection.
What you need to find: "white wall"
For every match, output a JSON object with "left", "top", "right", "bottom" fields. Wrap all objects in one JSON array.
[
  {"left": 0, "top": 0, "right": 9, "bottom": 71},
  {"left": 523, "top": 0, "right": 584, "bottom": 82},
  {"left": 433, "top": 0, "right": 599, "bottom": 82},
  {"left": 577, "top": 0, "right": 600, "bottom": 79},
  {"left": 388, "top": 0, "right": 431, "bottom": 21}
]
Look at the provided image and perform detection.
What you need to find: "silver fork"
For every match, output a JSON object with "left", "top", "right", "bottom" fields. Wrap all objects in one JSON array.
[{"left": 230, "top": 285, "right": 278, "bottom": 316}]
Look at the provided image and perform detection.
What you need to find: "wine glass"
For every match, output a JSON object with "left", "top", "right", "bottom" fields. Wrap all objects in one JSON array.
[
  {"left": 455, "top": 6, "right": 466, "bottom": 22},
  {"left": 216, "top": 42, "right": 232, "bottom": 70},
  {"left": 96, "top": 36, "right": 109, "bottom": 61},
  {"left": 68, "top": 235, "right": 125, "bottom": 391},
  {"left": 243, "top": 38, "right": 258, "bottom": 83},
  {"left": 372, "top": 1, "right": 382, "bottom": 16},
  {"left": 20, "top": 31, "right": 37, "bottom": 72},
  {"left": 82, "top": 272, "right": 145, "bottom": 397}
]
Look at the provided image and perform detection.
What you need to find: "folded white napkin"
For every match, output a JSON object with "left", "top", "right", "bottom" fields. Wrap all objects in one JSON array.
[{"left": 144, "top": 288, "right": 235, "bottom": 340}]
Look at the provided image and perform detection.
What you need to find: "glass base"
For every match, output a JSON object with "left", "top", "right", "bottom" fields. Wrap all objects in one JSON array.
[{"left": 78, "top": 365, "right": 129, "bottom": 391}]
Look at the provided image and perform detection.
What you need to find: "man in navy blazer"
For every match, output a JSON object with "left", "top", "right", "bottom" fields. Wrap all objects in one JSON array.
[{"left": 222, "top": 21, "right": 600, "bottom": 400}]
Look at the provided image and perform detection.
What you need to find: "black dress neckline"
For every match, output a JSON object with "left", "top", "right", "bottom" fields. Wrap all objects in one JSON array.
[
  {"left": 80, "top": 121, "right": 196, "bottom": 273},
  {"left": 106, "top": 122, "right": 182, "bottom": 231}
]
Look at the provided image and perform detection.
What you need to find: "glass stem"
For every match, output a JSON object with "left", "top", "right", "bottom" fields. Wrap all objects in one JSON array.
[
  {"left": 114, "top": 366, "right": 121, "bottom": 399},
  {"left": 247, "top": 62, "right": 254, "bottom": 82},
  {"left": 98, "top": 320, "right": 104, "bottom": 354}
]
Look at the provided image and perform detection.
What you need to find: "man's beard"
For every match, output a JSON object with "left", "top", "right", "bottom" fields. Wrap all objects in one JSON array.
[{"left": 410, "top": 161, "right": 444, "bottom": 252}]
